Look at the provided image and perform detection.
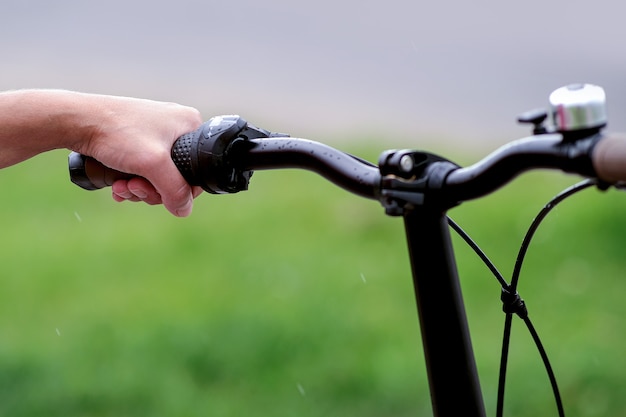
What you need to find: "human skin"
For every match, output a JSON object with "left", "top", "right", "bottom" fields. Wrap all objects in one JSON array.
[{"left": 0, "top": 89, "right": 203, "bottom": 216}]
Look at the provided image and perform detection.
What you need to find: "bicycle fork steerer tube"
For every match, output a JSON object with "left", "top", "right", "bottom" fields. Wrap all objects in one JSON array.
[
  {"left": 379, "top": 150, "right": 486, "bottom": 417},
  {"left": 405, "top": 208, "right": 484, "bottom": 416}
]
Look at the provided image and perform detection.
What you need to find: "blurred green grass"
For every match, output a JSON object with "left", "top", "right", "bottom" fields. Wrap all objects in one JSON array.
[{"left": 0, "top": 146, "right": 625, "bottom": 417}]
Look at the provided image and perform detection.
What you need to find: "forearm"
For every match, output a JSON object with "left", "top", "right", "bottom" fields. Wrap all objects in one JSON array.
[{"left": 0, "top": 89, "right": 98, "bottom": 168}]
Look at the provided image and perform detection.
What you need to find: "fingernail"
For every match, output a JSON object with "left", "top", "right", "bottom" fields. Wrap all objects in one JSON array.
[
  {"left": 134, "top": 190, "right": 148, "bottom": 199},
  {"left": 175, "top": 199, "right": 193, "bottom": 217}
]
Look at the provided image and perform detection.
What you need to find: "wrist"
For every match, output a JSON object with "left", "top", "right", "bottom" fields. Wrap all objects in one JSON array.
[{"left": 37, "top": 90, "right": 103, "bottom": 153}]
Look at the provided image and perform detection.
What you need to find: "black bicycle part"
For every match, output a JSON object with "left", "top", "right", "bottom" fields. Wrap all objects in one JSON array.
[
  {"left": 67, "top": 113, "right": 614, "bottom": 417},
  {"left": 374, "top": 130, "right": 604, "bottom": 417},
  {"left": 68, "top": 152, "right": 133, "bottom": 190},
  {"left": 170, "top": 115, "right": 290, "bottom": 194},
  {"left": 404, "top": 208, "right": 486, "bottom": 416},
  {"left": 449, "top": 180, "right": 599, "bottom": 417},
  {"left": 233, "top": 137, "right": 380, "bottom": 200},
  {"left": 496, "top": 179, "right": 598, "bottom": 417},
  {"left": 443, "top": 133, "right": 600, "bottom": 202},
  {"left": 450, "top": 216, "right": 560, "bottom": 417}
]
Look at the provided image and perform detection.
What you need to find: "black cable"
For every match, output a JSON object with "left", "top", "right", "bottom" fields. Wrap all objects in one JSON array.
[
  {"left": 510, "top": 179, "right": 598, "bottom": 292},
  {"left": 523, "top": 315, "right": 565, "bottom": 416},
  {"left": 496, "top": 314, "right": 514, "bottom": 417},
  {"left": 447, "top": 217, "right": 514, "bottom": 417},
  {"left": 447, "top": 217, "right": 507, "bottom": 288},
  {"left": 449, "top": 179, "right": 598, "bottom": 417},
  {"left": 500, "top": 179, "right": 597, "bottom": 417}
]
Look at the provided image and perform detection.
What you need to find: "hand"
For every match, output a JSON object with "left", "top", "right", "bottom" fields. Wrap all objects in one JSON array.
[
  {"left": 74, "top": 95, "right": 204, "bottom": 216},
  {"left": 0, "top": 90, "right": 204, "bottom": 216}
]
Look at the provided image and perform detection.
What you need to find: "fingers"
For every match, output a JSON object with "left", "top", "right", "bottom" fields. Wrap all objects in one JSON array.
[
  {"left": 111, "top": 177, "right": 204, "bottom": 217},
  {"left": 112, "top": 178, "right": 162, "bottom": 205},
  {"left": 110, "top": 156, "right": 197, "bottom": 217}
]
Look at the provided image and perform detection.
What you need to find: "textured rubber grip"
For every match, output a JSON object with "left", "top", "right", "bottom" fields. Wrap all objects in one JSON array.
[
  {"left": 171, "top": 131, "right": 196, "bottom": 185},
  {"left": 70, "top": 116, "right": 261, "bottom": 193},
  {"left": 69, "top": 129, "right": 199, "bottom": 191},
  {"left": 592, "top": 133, "right": 626, "bottom": 183}
]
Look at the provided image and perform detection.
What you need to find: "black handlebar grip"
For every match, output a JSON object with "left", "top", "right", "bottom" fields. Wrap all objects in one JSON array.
[
  {"left": 68, "top": 152, "right": 133, "bottom": 190},
  {"left": 170, "top": 129, "right": 196, "bottom": 185},
  {"left": 68, "top": 126, "right": 203, "bottom": 191},
  {"left": 69, "top": 115, "right": 264, "bottom": 193},
  {"left": 169, "top": 116, "right": 254, "bottom": 194}
]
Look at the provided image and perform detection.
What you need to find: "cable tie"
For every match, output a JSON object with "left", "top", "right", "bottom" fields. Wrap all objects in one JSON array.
[{"left": 501, "top": 287, "right": 528, "bottom": 319}]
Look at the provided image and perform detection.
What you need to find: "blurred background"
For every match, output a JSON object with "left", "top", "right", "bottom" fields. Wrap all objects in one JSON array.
[
  {"left": 1, "top": 1, "right": 626, "bottom": 416},
  {"left": 2, "top": 0, "right": 626, "bottom": 145}
]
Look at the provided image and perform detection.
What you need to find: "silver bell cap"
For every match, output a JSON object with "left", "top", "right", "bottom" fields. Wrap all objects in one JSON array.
[{"left": 549, "top": 84, "right": 607, "bottom": 131}]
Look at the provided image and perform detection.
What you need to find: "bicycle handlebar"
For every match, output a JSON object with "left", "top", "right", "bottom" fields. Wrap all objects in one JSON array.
[
  {"left": 235, "top": 138, "right": 380, "bottom": 199},
  {"left": 69, "top": 116, "right": 381, "bottom": 200},
  {"left": 67, "top": 115, "right": 625, "bottom": 208},
  {"left": 68, "top": 152, "right": 132, "bottom": 190},
  {"left": 65, "top": 90, "right": 626, "bottom": 417},
  {"left": 443, "top": 133, "right": 600, "bottom": 201}
]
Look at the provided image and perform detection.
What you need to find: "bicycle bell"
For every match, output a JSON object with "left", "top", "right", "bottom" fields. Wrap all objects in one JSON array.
[{"left": 549, "top": 83, "right": 607, "bottom": 132}]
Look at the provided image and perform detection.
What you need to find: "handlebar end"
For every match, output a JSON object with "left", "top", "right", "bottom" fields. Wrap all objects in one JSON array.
[
  {"left": 592, "top": 133, "right": 626, "bottom": 184},
  {"left": 68, "top": 151, "right": 132, "bottom": 190}
]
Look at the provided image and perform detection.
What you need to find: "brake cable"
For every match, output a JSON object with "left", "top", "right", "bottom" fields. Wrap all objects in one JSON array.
[{"left": 447, "top": 178, "right": 599, "bottom": 417}]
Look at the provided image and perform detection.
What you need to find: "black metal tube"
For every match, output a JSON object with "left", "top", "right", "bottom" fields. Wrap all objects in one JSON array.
[
  {"left": 404, "top": 207, "right": 486, "bottom": 417},
  {"left": 444, "top": 134, "right": 598, "bottom": 202},
  {"left": 235, "top": 138, "right": 381, "bottom": 200}
]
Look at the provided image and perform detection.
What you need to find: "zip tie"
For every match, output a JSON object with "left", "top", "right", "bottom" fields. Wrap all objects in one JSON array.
[{"left": 501, "top": 286, "right": 528, "bottom": 319}]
